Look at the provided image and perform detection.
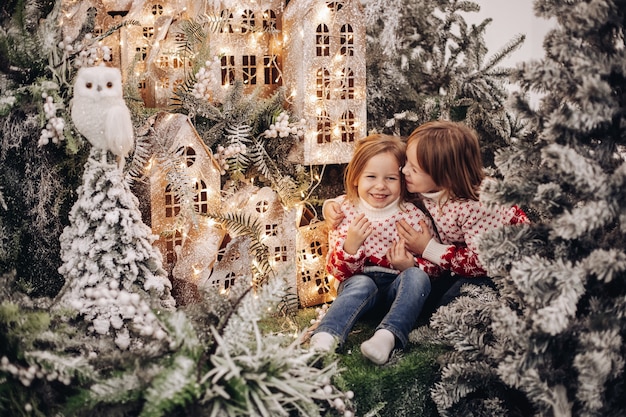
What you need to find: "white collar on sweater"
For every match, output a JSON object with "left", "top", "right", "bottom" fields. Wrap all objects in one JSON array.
[
  {"left": 356, "top": 197, "right": 401, "bottom": 221},
  {"left": 421, "top": 190, "right": 445, "bottom": 204}
]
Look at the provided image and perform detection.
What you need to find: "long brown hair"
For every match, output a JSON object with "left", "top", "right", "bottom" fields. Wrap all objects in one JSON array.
[
  {"left": 344, "top": 134, "right": 406, "bottom": 204},
  {"left": 407, "top": 121, "right": 484, "bottom": 201}
]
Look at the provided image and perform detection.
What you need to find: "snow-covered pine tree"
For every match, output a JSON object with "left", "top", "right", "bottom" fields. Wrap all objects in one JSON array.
[
  {"left": 363, "top": 0, "right": 525, "bottom": 167},
  {"left": 430, "top": 0, "right": 626, "bottom": 416},
  {"left": 55, "top": 148, "right": 176, "bottom": 352}
]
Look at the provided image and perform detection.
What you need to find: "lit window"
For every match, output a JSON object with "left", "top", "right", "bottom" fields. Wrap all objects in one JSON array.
[
  {"left": 316, "top": 24, "right": 330, "bottom": 57},
  {"left": 317, "top": 111, "right": 331, "bottom": 144},
  {"left": 165, "top": 230, "right": 183, "bottom": 264},
  {"left": 316, "top": 68, "right": 331, "bottom": 100},
  {"left": 256, "top": 200, "right": 269, "bottom": 213},
  {"left": 265, "top": 224, "right": 278, "bottom": 237},
  {"left": 340, "top": 24, "right": 354, "bottom": 56},
  {"left": 242, "top": 55, "right": 257, "bottom": 85},
  {"left": 143, "top": 26, "right": 154, "bottom": 39},
  {"left": 152, "top": 4, "right": 163, "bottom": 16},
  {"left": 220, "top": 11, "right": 234, "bottom": 33},
  {"left": 263, "top": 56, "right": 280, "bottom": 85},
  {"left": 242, "top": 9, "right": 255, "bottom": 33},
  {"left": 262, "top": 9, "right": 277, "bottom": 31},
  {"left": 165, "top": 184, "right": 181, "bottom": 218},
  {"left": 136, "top": 46, "right": 147, "bottom": 61},
  {"left": 194, "top": 179, "right": 209, "bottom": 214},
  {"left": 274, "top": 246, "right": 288, "bottom": 262},
  {"left": 221, "top": 55, "right": 235, "bottom": 85},
  {"left": 340, "top": 110, "right": 356, "bottom": 142},
  {"left": 340, "top": 68, "right": 355, "bottom": 99}
]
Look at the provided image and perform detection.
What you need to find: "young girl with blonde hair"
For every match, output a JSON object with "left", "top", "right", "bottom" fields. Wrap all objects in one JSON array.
[{"left": 310, "top": 134, "right": 439, "bottom": 365}]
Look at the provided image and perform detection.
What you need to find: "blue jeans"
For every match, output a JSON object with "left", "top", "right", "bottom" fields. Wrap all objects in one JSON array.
[{"left": 314, "top": 267, "right": 431, "bottom": 348}]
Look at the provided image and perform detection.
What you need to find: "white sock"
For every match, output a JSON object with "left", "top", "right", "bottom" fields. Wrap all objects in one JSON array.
[
  {"left": 360, "top": 329, "right": 396, "bottom": 365},
  {"left": 310, "top": 331, "right": 336, "bottom": 352}
]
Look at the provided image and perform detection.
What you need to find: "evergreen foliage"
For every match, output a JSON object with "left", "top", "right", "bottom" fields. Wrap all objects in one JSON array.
[
  {"left": 363, "top": 0, "right": 526, "bottom": 167},
  {"left": 429, "top": 0, "right": 626, "bottom": 416}
]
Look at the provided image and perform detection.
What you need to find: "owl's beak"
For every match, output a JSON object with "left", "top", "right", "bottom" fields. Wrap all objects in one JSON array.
[{"left": 97, "top": 85, "right": 102, "bottom": 91}]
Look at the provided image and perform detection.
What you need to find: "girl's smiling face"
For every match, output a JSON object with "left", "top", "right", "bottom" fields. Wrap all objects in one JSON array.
[
  {"left": 402, "top": 142, "right": 440, "bottom": 194},
  {"left": 355, "top": 151, "right": 402, "bottom": 208}
]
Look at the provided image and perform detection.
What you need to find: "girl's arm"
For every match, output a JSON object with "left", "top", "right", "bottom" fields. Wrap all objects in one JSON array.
[
  {"left": 397, "top": 219, "right": 488, "bottom": 277},
  {"left": 326, "top": 213, "right": 370, "bottom": 282}
]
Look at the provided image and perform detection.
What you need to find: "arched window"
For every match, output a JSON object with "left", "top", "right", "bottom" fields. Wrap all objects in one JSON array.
[
  {"left": 176, "top": 146, "right": 197, "bottom": 167},
  {"left": 151, "top": 3, "right": 164, "bottom": 16},
  {"left": 340, "top": 24, "right": 354, "bottom": 56},
  {"left": 316, "top": 68, "right": 331, "bottom": 100},
  {"left": 326, "top": 2, "right": 344, "bottom": 12},
  {"left": 241, "top": 9, "right": 255, "bottom": 33},
  {"left": 316, "top": 24, "right": 330, "bottom": 57},
  {"left": 340, "top": 68, "right": 354, "bottom": 99},
  {"left": 316, "top": 110, "right": 331, "bottom": 144},
  {"left": 340, "top": 110, "right": 356, "bottom": 142},
  {"left": 223, "top": 272, "right": 236, "bottom": 290},
  {"left": 165, "top": 230, "right": 183, "bottom": 264},
  {"left": 256, "top": 200, "right": 270, "bottom": 213},
  {"left": 262, "top": 9, "right": 277, "bottom": 31},
  {"left": 164, "top": 184, "right": 181, "bottom": 218},
  {"left": 194, "top": 179, "right": 209, "bottom": 214}
]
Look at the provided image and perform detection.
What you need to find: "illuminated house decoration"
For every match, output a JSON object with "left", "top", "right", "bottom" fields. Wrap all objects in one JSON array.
[
  {"left": 60, "top": 0, "right": 366, "bottom": 163},
  {"left": 297, "top": 221, "right": 336, "bottom": 308},
  {"left": 202, "top": 185, "right": 336, "bottom": 307},
  {"left": 282, "top": 0, "right": 366, "bottom": 164},
  {"left": 146, "top": 112, "right": 225, "bottom": 301},
  {"left": 58, "top": 0, "right": 362, "bottom": 307}
]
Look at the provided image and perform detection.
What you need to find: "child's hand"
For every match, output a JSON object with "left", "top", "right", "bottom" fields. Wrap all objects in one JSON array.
[
  {"left": 323, "top": 201, "right": 344, "bottom": 229},
  {"left": 396, "top": 219, "right": 432, "bottom": 255},
  {"left": 387, "top": 238, "right": 414, "bottom": 271},
  {"left": 344, "top": 213, "right": 371, "bottom": 254}
]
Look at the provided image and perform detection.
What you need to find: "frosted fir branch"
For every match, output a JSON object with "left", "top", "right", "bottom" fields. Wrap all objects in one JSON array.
[
  {"left": 541, "top": 144, "right": 609, "bottom": 197},
  {"left": 581, "top": 249, "right": 626, "bottom": 284},
  {"left": 509, "top": 255, "right": 586, "bottom": 335},
  {"left": 431, "top": 361, "right": 496, "bottom": 417},
  {"left": 551, "top": 200, "right": 616, "bottom": 240},
  {"left": 219, "top": 271, "right": 291, "bottom": 354},
  {"left": 574, "top": 329, "right": 624, "bottom": 414},
  {"left": 202, "top": 320, "right": 354, "bottom": 417},
  {"left": 141, "top": 355, "right": 201, "bottom": 417}
]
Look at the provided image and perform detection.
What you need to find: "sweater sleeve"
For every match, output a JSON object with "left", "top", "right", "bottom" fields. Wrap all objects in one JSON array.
[
  {"left": 326, "top": 232, "right": 366, "bottom": 282},
  {"left": 421, "top": 203, "right": 530, "bottom": 277},
  {"left": 422, "top": 238, "right": 487, "bottom": 277}
]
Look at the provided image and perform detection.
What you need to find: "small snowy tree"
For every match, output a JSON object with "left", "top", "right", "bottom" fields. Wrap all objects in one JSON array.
[
  {"left": 56, "top": 148, "right": 176, "bottom": 352},
  {"left": 430, "top": 0, "right": 626, "bottom": 416}
]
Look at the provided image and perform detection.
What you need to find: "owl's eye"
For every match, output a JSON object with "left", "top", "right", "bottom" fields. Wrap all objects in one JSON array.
[
  {"left": 106, "top": 82, "right": 113, "bottom": 88},
  {"left": 86, "top": 82, "right": 93, "bottom": 89}
]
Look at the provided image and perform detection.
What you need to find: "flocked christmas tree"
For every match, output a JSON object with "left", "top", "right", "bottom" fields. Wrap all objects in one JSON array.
[
  {"left": 428, "top": 0, "right": 626, "bottom": 416},
  {"left": 55, "top": 147, "right": 176, "bottom": 351}
]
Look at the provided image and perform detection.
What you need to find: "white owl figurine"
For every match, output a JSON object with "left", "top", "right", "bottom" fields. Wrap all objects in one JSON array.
[{"left": 71, "top": 66, "right": 134, "bottom": 169}]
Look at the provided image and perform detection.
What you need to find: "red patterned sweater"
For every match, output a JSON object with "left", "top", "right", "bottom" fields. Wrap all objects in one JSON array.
[
  {"left": 326, "top": 197, "right": 441, "bottom": 282},
  {"left": 420, "top": 190, "right": 529, "bottom": 277}
]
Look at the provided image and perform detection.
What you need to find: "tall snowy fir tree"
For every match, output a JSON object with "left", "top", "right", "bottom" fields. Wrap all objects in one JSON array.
[
  {"left": 429, "top": 0, "right": 626, "bottom": 416},
  {"left": 55, "top": 148, "right": 176, "bottom": 351}
]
